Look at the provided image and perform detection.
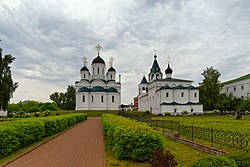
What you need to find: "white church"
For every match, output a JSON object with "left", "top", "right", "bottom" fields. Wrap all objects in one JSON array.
[
  {"left": 138, "top": 54, "right": 203, "bottom": 115},
  {"left": 75, "top": 44, "right": 121, "bottom": 110}
]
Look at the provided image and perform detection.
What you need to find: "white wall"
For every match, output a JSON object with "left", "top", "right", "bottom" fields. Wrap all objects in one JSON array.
[
  {"left": 0, "top": 110, "right": 7, "bottom": 117},
  {"left": 222, "top": 78, "right": 250, "bottom": 99}
]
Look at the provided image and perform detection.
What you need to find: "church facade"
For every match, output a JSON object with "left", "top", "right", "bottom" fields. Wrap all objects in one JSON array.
[
  {"left": 75, "top": 44, "right": 121, "bottom": 110},
  {"left": 138, "top": 54, "right": 203, "bottom": 115}
]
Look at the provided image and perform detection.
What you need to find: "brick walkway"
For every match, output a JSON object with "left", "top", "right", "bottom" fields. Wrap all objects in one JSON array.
[{"left": 2, "top": 117, "right": 105, "bottom": 167}]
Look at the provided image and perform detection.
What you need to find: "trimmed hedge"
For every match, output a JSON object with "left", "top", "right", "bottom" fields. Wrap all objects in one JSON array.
[
  {"left": 191, "top": 155, "right": 237, "bottom": 167},
  {"left": 102, "top": 114, "right": 164, "bottom": 162},
  {"left": 228, "top": 152, "right": 250, "bottom": 167},
  {"left": 0, "top": 113, "right": 87, "bottom": 158}
]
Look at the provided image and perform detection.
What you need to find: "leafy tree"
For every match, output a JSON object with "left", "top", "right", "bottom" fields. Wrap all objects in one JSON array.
[
  {"left": 199, "top": 67, "right": 221, "bottom": 111},
  {"left": 0, "top": 48, "right": 18, "bottom": 111},
  {"left": 40, "top": 102, "right": 59, "bottom": 111},
  {"left": 7, "top": 103, "right": 21, "bottom": 113},
  {"left": 64, "top": 85, "right": 76, "bottom": 110},
  {"left": 49, "top": 85, "right": 75, "bottom": 110},
  {"left": 216, "top": 93, "right": 234, "bottom": 112}
]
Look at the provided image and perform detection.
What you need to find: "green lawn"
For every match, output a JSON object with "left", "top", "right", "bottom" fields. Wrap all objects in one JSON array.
[{"left": 154, "top": 115, "right": 250, "bottom": 133}]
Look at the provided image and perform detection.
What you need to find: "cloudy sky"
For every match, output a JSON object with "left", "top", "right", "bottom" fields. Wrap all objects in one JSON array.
[{"left": 0, "top": 0, "right": 250, "bottom": 104}]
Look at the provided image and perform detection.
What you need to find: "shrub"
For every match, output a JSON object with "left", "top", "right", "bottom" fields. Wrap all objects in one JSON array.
[
  {"left": 7, "top": 113, "right": 14, "bottom": 118},
  {"left": 207, "top": 110, "right": 220, "bottom": 115},
  {"left": 192, "top": 155, "right": 237, "bottom": 167},
  {"left": 181, "top": 110, "right": 189, "bottom": 116},
  {"left": 164, "top": 112, "right": 171, "bottom": 116},
  {"left": 16, "top": 110, "right": 26, "bottom": 118},
  {"left": 228, "top": 152, "right": 250, "bottom": 167},
  {"left": 150, "top": 149, "right": 177, "bottom": 167},
  {"left": 0, "top": 113, "right": 87, "bottom": 158},
  {"left": 44, "top": 111, "right": 51, "bottom": 117},
  {"left": 34, "top": 113, "right": 40, "bottom": 117},
  {"left": 103, "top": 114, "right": 164, "bottom": 162}
]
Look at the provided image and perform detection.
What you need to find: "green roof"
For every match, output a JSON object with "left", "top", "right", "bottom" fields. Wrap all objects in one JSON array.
[
  {"left": 160, "top": 77, "right": 193, "bottom": 82},
  {"left": 140, "top": 76, "right": 148, "bottom": 84},
  {"left": 160, "top": 102, "right": 201, "bottom": 106},
  {"left": 157, "top": 85, "right": 198, "bottom": 91},
  {"left": 78, "top": 86, "right": 118, "bottom": 93},
  {"left": 78, "top": 87, "right": 90, "bottom": 92},
  {"left": 222, "top": 73, "right": 250, "bottom": 85},
  {"left": 150, "top": 56, "right": 161, "bottom": 73},
  {"left": 92, "top": 86, "right": 106, "bottom": 92}
]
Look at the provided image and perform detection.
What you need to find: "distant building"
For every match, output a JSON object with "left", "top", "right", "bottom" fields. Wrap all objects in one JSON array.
[
  {"left": 221, "top": 74, "right": 250, "bottom": 99},
  {"left": 134, "top": 96, "right": 138, "bottom": 111},
  {"left": 119, "top": 104, "right": 134, "bottom": 111},
  {"left": 0, "top": 110, "right": 7, "bottom": 117},
  {"left": 75, "top": 44, "right": 121, "bottom": 110},
  {"left": 137, "top": 54, "right": 203, "bottom": 115}
]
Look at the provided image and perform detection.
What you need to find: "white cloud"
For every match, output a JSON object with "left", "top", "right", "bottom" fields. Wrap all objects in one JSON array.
[{"left": 1, "top": 0, "right": 250, "bottom": 104}]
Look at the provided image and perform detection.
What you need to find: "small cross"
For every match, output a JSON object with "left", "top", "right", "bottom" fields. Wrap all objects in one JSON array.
[
  {"left": 108, "top": 57, "right": 114, "bottom": 67},
  {"left": 82, "top": 56, "right": 88, "bottom": 66},
  {"left": 167, "top": 55, "right": 171, "bottom": 64},
  {"left": 96, "top": 44, "right": 102, "bottom": 54}
]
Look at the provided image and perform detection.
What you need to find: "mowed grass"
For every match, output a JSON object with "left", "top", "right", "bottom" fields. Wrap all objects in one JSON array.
[
  {"left": 54, "top": 110, "right": 119, "bottom": 117},
  {"left": 154, "top": 115, "right": 250, "bottom": 133},
  {"left": 105, "top": 135, "right": 208, "bottom": 167}
]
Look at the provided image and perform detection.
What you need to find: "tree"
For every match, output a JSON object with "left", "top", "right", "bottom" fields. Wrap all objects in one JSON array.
[
  {"left": 199, "top": 67, "right": 221, "bottom": 111},
  {"left": 49, "top": 85, "right": 75, "bottom": 110},
  {"left": 64, "top": 85, "right": 76, "bottom": 110},
  {"left": 0, "top": 48, "right": 18, "bottom": 111},
  {"left": 216, "top": 93, "right": 234, "bottom": 112}
]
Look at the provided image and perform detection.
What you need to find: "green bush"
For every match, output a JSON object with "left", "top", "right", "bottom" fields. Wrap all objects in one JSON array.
[
  {"left": 192, "top": 155, "right": 237, "bottom": 167},
  {"left": 0, "top": 113, "right": 87, "bottom": 158},
  {"left": 164, "top": 112, "right": 171, "bottom": 116},
  {"left": 181, "top": 110, "right": 189, "bottom": 116},
  {"left": 228, "top": 152, "right": 250, "bottom": 167},
  {"left": 7, "top": 113, "right": 14, "bottom": 118},
  {"left": 103, "top": 114, "right": 164, "bottom": 162},
  {"left": 34, "top": 113, "right": 40, "bottom": 117}
]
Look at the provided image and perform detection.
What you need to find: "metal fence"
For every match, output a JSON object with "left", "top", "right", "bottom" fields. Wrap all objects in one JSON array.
[{"left": 119, "top": 113, "right": 250, "bottom": 151}]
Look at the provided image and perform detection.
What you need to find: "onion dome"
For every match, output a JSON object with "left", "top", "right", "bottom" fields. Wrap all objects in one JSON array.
[
  {"left": 80, "top": 66, "right": 89, "bottom": 71},
  {"left": 165, "top": 63, "right": 173, "bottom": 74},
  {"left": 92, "top": 55, "right": 105, "bottom": 64},
  {"left": 108, "top": 66, "right": 116, "bottom": 72}
]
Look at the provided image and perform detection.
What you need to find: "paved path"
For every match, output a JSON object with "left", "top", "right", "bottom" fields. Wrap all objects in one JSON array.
[{"left": 3, "top": 117, "right": 105, "bottom": 167}]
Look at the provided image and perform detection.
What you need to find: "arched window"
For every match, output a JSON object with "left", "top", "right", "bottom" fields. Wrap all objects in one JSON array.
[
  {"left": 84, "top": 74, "right": 86, "bottom": 78},
  {"left": 166, "top": 92, "right": 169, "bottom": 97},
  {"left": 181, "top": 92, "right": 184, "bottom": 97},
  {"left": 194, "top": 93, "right": 197, "bottom": 98},
  {"left": 111, "top": 74, "right": 112, "bottom": 80},
  {"left": 98, "top": 67, "right": 100, "bottom": 74},
  {"left": 101, "top": 95, "right": 104, "bottom": 103},
  {"left": 82, "top": 95, "right": 85, "bottom": 102},
  {"left": 151, "top": 74, "right": 154, "bottom": 80},
  {"left": 112, "top": 96, "right": 115, "bottom": 102},
  {"left": 156, "top": 73, "right": 160, "bottom": 79},
  {"left": 91, "top": 95, "right": 94, "bottom": 102}
]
